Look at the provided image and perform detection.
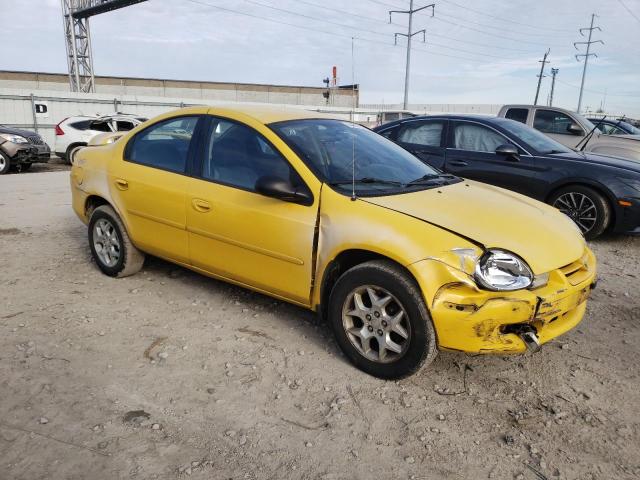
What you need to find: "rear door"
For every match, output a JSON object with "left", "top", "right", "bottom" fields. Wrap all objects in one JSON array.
[
  {"left": 109, "top": 114, "right": 204, "bottom": 263},
  {"left": 445, "top": 120, "right": 539, "bottom": 196},
  {"left": 395, "top": 119, "right": 447, "bottom": 170}
]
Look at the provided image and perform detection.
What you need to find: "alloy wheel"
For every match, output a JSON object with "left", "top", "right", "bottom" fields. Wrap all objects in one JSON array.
[
  {"left": 553, "top": 192, "right": 597, "bottom": 235},
  {"left": 341, "top": 285, "right": 411, "bottom": 364},
  {"left": 93, "top": 218, "right": 121, "bottom": 267}
]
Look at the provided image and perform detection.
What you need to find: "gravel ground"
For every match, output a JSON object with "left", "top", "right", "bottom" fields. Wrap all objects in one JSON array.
[{"left": 1, "top": 171, "right": 639, "bottom": 480}]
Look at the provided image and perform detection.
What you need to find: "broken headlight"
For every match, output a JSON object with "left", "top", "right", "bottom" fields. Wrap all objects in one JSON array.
[
  {"left": 0, "top": 133, "right": 28, "bottom": 144},
  {"left": 474, "top": 249, "right": 533, "bottom": 291}
]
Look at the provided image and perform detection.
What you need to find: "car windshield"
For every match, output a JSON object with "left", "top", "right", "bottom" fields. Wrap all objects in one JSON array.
[
  {"left": 271, "top": 119, "right": 450, "bottom": 195},
  {"left": 495, "top": 118, "right": 572, "bottom": 154}
]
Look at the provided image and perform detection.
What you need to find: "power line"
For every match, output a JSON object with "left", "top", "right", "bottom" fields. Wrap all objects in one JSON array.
[
  {"left": 430, "top": 16, "right": 567, "bottom": 48},
  {"left": 296, "top": 0, "right": 533, "bottom": 53},
  {"left": 236, "top": 0, "right": 517, "bottom": 60},
  {"left": 183, "top": 0, "right": 503, "bottom": 64},
  {"left": 436, "top": 0, "right": 574, "bottom": 33},
  {"left": 364, "top": 0, "right": 575, "bottom": 36},
  {"left": 617, "top": 0, "right": 640, "bottom": 24}
]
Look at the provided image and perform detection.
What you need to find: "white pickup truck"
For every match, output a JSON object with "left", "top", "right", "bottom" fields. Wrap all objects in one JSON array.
[{"left": 497, "top": 104, "right": 640, "bottom": 161}]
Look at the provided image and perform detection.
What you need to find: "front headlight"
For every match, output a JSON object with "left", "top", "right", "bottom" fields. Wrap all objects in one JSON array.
[
  {"left": 0, "top": 133, "right": 28, "bottom": 144},
  {"left": 474, "top": 249, "right": 533, "bottom": 291}
]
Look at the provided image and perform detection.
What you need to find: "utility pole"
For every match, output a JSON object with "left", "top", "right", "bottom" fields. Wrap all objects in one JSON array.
[
  {"left": 389, "top": 2, "right": 435, "bottom": 110},
  {"left": 533, "top": 49, "right": 550, "bottom": 105},
  {"left": 548, "top": 68, "right": 559, "bottom": 106},
  {"left": 575, "top": 13, "right": 603, "bottom": 113}
]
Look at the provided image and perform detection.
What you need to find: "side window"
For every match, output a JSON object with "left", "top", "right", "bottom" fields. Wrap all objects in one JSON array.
[
  {"left": 116, "top": 120, "right": 135, "bottom": 131},
  {"left": 505, "top": 108, "right": 528, "bottom": 124},
  {"left": 533, "top": 110, "right": 581, "bottom": 135},
  {"left": 397, "top": 121, "right": 444, "bottom": 147},
  {"left": 453, "top": 123, "right": 508, "bottom": 153},
  {"left": 377, "top": 126, "right": 397, "bottom": 140},
  {"left": 90, "top": 120, "right": 112, "bottom": 132},
  {"left": 125, "top": 116, "right": 199, "bottom": 173},
  {"left": 201, "top": 118, "right": 299, "bottom": 191}
]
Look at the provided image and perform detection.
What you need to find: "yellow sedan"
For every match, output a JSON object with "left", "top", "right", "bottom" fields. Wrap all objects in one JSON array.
[{"left": 70, "top": 106, "right": 596, "bottom": 379}]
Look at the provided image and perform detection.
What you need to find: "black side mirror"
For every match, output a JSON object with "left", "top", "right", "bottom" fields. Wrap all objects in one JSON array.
[
  {"left": 495, "top": 144, "right": 519, "bottom": 160},
  {"left": 255, "top": 176, "right": 313, "bottom": 205},
  {"left": 567, "top": 123, "right": 583, "bottom": 136}
]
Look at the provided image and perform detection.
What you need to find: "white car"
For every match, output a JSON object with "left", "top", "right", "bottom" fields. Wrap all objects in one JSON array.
[{"left": 54, "top": 114, "right": 147, "bottom": 163}]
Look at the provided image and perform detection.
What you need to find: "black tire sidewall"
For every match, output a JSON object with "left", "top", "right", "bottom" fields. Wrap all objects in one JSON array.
[
  {"left": 550, "top": 185, "right": 609, "bottom": 240},
  {"left": 328, "top": 263, "right": 433, "bottom": 379},
  {"left": 88, "top": 209, "right": 127, "bottom": 277}
]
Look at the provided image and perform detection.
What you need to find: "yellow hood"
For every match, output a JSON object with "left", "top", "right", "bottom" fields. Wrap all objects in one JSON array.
[{"left": 366, "top": 180, "right": 585, "bottom": 274}]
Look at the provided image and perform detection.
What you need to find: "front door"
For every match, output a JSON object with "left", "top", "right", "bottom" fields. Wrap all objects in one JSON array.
[
  {"left": 445, "top": 120, "right": 540, "bottom": 197},
  {"left": 185, "top": 116, "right": 319, "bottom": 305},
  {"left": 395, "top": 119, "right": 447, "bottom": 170},
  {"left": 109, "top": 115, "right": 202, "bottom": 263}
]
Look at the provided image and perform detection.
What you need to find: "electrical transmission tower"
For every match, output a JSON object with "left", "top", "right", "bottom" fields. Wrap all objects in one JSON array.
[
  {"left": 574, "top": 13, "right": 603, "bottom": 113},
  {"left": 61, "top": 0, "right": 149, "bottom": 93},
  {"left": 533, "top": 49, "right": 550, "bottom": 105},
  {"left": 389, "top": 1, "right": 435, "bottom": 110},
  {"left": 548, "top": 68, "right": 559, "bottom": 106}
]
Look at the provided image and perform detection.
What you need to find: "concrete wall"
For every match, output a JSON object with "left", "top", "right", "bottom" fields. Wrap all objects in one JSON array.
[
  {"left": 0, "top": 70, "right": 357, "bottom": 108},
  {"left": 0, "top": 88, "right": 359, "bottom": 147}
]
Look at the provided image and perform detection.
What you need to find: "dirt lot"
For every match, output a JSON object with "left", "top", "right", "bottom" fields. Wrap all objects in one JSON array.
[{"left": 1, "top": 170, "right": 639, "bottom": 480}]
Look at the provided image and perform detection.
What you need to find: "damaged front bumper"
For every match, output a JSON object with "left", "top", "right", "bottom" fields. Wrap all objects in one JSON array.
[
  {"left": 409, "top": 248, "right": 596, "bottom": 354},
  {"left": 1, "top": 141, "right": 50, "bottom": 165}
]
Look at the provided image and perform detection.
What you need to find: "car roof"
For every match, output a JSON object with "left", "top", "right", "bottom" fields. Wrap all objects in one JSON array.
[{"left": 206, "top": 105, "right": 337, "bottom": 125}]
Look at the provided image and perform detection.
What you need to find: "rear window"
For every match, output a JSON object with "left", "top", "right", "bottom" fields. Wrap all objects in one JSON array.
[
  {"left": 69, "top": 120, "right": 92, "bottom": 130},
  {"left": 504, "top": 108, "right": 528, "bottom": 124}
]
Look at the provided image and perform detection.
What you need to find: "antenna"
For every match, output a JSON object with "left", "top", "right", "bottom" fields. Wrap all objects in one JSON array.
[{"left": 351, "top": 36, "right": 357, "bottom": 201}]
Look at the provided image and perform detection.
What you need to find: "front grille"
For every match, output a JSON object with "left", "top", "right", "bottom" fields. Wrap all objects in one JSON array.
[
  {"left": 560, "top": 257, "right": 590, "bottom": 286},
  {"left": 27, "top": 135, "right": 44, "bottom": 145}
]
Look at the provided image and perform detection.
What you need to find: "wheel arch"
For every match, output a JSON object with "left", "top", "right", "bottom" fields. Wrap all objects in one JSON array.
[
  {"left": 317, "top": 249, "right": 421, "bottom": 322},
  {"left": 84, "top": 195, "right": 110, "bottom": 219},
  {"left": 545, "top": 180, "right": 616, "bottom": 229}
]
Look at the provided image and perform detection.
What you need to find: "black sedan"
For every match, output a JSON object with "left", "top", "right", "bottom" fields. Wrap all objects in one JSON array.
[{"left": 374, "top": 115, "right": 640, "bottom": 239}]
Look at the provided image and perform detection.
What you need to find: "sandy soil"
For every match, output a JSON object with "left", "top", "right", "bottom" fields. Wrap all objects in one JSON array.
[{"left": 1, "top": 171, "right": 639, "bottom": 480}]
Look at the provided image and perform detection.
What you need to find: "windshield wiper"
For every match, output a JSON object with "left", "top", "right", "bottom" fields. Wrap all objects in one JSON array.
[
  {"left": 405, "top": 173, "right": 457, "bottom": 186},
  {"left": 575, "top": 115, "right": 606, "bottom": 152},
  {"left": 329, "top": 177, "right": 405, "bottom": 187}
]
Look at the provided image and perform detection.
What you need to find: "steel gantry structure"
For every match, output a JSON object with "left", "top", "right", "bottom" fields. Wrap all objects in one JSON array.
[{"left": 61, "top": 0, "right": 148, "bottom": 92}]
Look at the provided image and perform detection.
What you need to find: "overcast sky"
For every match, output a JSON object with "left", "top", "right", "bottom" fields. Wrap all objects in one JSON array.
[{"left": 1, "top": 0, "right": 639, "bottom": 116}]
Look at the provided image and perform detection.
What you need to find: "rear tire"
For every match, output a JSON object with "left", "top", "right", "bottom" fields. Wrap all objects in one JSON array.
[
  {"left": 88, "top": 205, "right": 145, "bottom": 277},
  {"left": 328, "top": 260, "right": 437, "bottom": 379},
  {"left": 0, "top": 152, "right": 11, "bottom": 175},
  {"left": 549, "top": 185, "right": 611, "bottom": 240}
]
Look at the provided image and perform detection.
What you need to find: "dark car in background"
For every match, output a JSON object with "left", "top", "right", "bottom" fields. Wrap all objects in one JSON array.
[
  {"left": 0, "top": 125, "right": 50, "bottom": 174},
  {"left": 374, "top": 115, "right": 640, "bottom": 239},
  {"left": 587, "top": 117, "right": 640, "bottom": 137}
]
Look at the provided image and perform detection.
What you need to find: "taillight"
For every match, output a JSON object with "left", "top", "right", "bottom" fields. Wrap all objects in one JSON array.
[{"left": 55, "top": 119, "right": 67, "bottom": 136}]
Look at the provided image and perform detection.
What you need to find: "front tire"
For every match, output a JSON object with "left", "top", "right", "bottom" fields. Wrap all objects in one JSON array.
[
  {"left": 328, "top": 260, "right": 437, "bottom": 379},
  {"left": 88, "top": 205, "right": 145, "bottom": 277},
  {"left": 550, "top": 185, "right": 611, "bottom": 240},
  {"left": 0, "top": 152, "right": 11, "bottom": 175}
]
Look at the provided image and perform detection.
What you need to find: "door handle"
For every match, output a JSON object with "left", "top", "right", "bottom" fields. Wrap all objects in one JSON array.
[
  {"left": 191, "top": 199, "right": 211, "bottom": 213},
  {"left": 449, "top": 160, "right": 468, "bottom": 166},
  {"left": 114, "top": 178, "right": 129, "bottom": 190}
]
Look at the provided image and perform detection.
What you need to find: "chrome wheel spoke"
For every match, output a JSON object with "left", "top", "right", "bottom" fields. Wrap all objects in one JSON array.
[
  {"left": 554, "top": 192, "right": 597, "bottom": 235},
  {"left": 342, "top": 284, "right": 411, "bottom": 364},
  {"left": 93, "top": 219, "right": 120, "bottom": 267}
]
